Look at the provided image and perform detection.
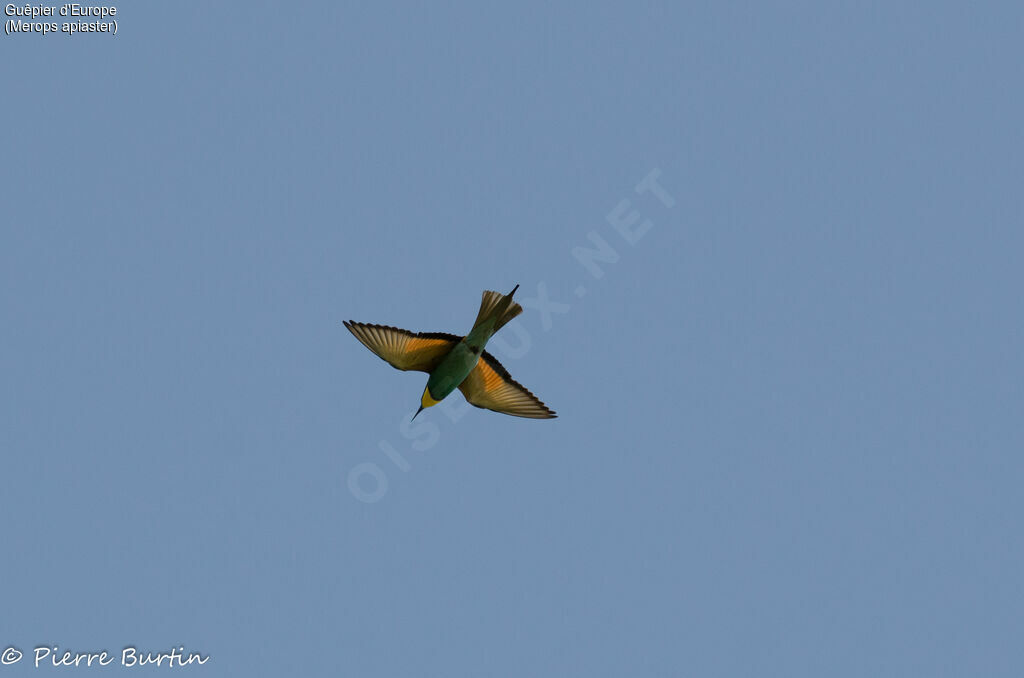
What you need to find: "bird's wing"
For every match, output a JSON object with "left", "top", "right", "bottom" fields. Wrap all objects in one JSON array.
[
  {"left": 344, "top": 321, "right": 460, "bottom": 372},
  {"left": 458, "top": 350, "right": 556, "bottom": 419}
]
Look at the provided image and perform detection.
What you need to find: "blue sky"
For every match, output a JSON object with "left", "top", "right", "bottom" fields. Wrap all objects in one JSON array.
[{"left": 2, "top": 3, "right": 1022, "bottom": 676}]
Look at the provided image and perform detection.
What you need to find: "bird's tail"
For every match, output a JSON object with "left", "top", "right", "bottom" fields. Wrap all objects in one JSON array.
[{"left": 470, "top": 285, "right": 522, "bottom": 337}]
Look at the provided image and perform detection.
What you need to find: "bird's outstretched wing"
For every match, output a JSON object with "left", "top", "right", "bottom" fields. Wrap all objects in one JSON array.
[
  {"left": 344, "top": 321, "right": 460, "bottom": 372},
  {"left": 458, "top": 350, "right": 556, "bottom": 419}
]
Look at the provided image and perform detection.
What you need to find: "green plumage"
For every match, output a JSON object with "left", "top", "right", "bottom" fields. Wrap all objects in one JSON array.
[
  {"left": 425, "top": 284, "right": 522, "bottom": 400},
  {"left": 425, "top": 342, "right": 479, "bottom": 400}
]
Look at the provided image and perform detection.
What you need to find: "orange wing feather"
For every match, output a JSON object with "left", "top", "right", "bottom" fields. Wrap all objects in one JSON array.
[
  {"left": 344, "top": 321, "right": 459, "bottom": 372},
  {"left": 458, "top": 351, "right": 556, "bottom": 419}
]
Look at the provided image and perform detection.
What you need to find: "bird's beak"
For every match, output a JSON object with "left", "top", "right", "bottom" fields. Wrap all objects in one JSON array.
[{"left": 412, "top": 405, "right": 424, "bottom": 421}]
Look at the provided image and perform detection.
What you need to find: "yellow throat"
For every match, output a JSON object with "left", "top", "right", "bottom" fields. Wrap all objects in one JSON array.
[{"left": 420, "top": 387, "right": 440, "bottom": 409}]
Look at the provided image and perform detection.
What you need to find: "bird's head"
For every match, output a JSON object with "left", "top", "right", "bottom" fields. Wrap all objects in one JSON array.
[{"left": 412, "top": 385, "right": 441, "bottom": 420}]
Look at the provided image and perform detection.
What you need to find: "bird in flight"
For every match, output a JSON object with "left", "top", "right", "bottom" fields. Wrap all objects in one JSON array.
[{"left": 344, "top": 285, "right": 556, "bottom": 419}]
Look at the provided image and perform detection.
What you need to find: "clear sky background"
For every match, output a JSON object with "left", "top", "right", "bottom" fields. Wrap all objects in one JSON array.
[{"left": 2, "top": 3, "right": 1022, "bottom": 676}]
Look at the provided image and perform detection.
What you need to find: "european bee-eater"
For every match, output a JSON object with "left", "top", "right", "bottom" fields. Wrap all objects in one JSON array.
[{"left": 344, "top": 285, "right": 556, "bottom": 419}]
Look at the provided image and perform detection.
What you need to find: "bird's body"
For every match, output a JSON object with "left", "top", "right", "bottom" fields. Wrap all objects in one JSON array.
[
  {"left": 344, "top": 285, "right": 556, "bottom": 419},
  {"left": 425, "top": 342, "right": 481, "bottom": 402}
]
